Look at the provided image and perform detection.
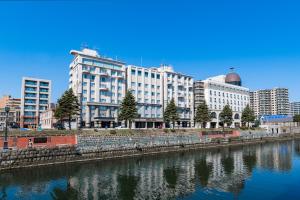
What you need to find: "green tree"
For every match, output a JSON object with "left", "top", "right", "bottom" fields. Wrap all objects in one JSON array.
[
  {"left": 163, "top": 98, "right": 179, "bottom": 129},
  {"left": 54, "top": 88, "right": 80, "bottom": 130},
  {"left": 241, "top": 105, "right": 256, "bottom": 129},
  {"left": 118, "top": 90, "right": 138, "bottom": 129},
  {"left": 219, "top": 105, "right": 233, "bottom": 133},
  {"left": 194, "top": 102, "right": 211, "bottom": 128},
  {"left": 195, "top": 157, "right": 212, "bottom": 187},
  {"left": 294, "top": 114, "right": 300, "bottom": 126},
  {"left": 164, "top": 167, "right": 179, "bottom": 189},
  {"left": 221, "top": 155, "right": 234, "bottom": 175},
  {"left": 117, "top": 174, "right": 139, "bottom": 200}
]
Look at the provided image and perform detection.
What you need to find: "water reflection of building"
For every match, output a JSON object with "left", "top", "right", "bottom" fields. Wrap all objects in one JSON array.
[
  {"left": 255, "top": 142, "right": 292, "bottom": 171},
  {"left": 1, "top": 141, "right": 295, "bottom": 200},
  {"left": 67, "top": 142, "right": 293, "bottom": 199},
  {"left": 68, "top": 157, "right": 197, "bottom": 200},
  {"left": 205, "top": 149, "right": 249, "bottom": 194}
]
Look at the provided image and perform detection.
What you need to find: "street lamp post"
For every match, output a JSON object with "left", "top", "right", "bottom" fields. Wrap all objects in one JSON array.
[{"left": 3, "top": 106, "right": 10, "bottom": 150}]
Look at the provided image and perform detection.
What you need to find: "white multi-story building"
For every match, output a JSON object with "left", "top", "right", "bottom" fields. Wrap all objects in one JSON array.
[
  {"left": 160, "top": 65, "right": 194, "bottom": 127},
  {"left": 69, "top": 48, "right": 126, "bottom": 128},
  {"left": 20, "top": 77, "right": 51, "bottom": 128},
  {"left": 202, "top": 72, "right": 250, "bottom": 128},
  {"left": 250, "top": 88, "right": 289, "bottom": 117},
  {"left": 126, "top": 65, "right": 164, "bottom": 128},
  {"left": 290, "top": 102, "right": 300, "bottom": 116}
]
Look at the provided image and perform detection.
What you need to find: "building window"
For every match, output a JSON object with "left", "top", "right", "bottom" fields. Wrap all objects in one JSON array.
[
  {"left": 138, "top": 71, "right": 142, "bottom": 76},
  {"left": 131, "top": 69, "right": 136, "bottom": 75},
  {"left": 156, "top": 74, "right": 160, "bottom": 79},
  {"left": 145, "top": 72, "right": 149, "bottom": 77},
  {"left": 138, "top": 83, "right": 142, "bottom": 87},
  {"left": 151, "top": 73, "right": 155, "bottom": 78}
]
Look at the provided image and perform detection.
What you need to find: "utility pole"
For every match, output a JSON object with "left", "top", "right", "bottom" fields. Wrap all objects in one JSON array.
[{"left": 3, "top": 106, "right": 10, "bottom": 150}]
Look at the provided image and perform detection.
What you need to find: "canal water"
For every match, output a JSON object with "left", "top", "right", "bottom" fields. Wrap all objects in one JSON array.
[{"left": 1, "top": 140, "right": 300, "bottom": 200}]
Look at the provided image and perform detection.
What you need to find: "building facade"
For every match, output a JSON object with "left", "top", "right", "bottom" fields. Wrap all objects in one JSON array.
[
  {"left": 69, "top": 48, "right": 126, "bottom": 128},
  {"left": 0, "top": 107, "right": 20, "bottom": 130},
  {"left": 250, "top": 88, "right": 289, "bottom": 117},
  {"left": 0, "top": 95, "right": 21, "bottom": 127},
  {"left": 20, "top": 77, "right": 51, "bottom": 128},
  {"left": 40, "top": 103, "right": 57, "bottom": 129},
  {"left": 0, "top": 95, "right": 21, "bottom": 109},
  {"left": 126, "top": 65, "right": 164, "bottom": 128},
  {"left": 160, "top": 65, "right": 194, "bottom": 127},
  {"left": 193, "top": 81, "right": 205, "bottom": 113},
  {"left": 202, "top": 72, "right": 250, "bottom": 128},
  {"left": 290, "top": 102, "right": 300, "bottom": 116}
]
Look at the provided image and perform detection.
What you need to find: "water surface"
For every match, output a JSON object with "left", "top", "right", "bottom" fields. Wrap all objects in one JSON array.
[{"left": 1, "top": 140, "right": 300, "bottom": 200}]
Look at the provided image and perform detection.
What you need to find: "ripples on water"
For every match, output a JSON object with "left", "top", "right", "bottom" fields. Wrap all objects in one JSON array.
[{"left": 1, "top": 140, "right": 300, "bottom": 200}]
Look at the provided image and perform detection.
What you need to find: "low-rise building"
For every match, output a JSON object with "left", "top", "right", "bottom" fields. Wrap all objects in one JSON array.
[
  {"left": 0, "top": 107, "right": 20, "bottom": 130},
  {"left": 0, "top": 95, "right": 21, "bottom": 127},
  {"left": 40, "top": 104, "right": 57, "bottom": 129}
]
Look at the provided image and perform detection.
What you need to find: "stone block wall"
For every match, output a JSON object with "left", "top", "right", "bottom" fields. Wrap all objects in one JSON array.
[{"left": 0, "top": 146, "right": 78, "bottom": 170}]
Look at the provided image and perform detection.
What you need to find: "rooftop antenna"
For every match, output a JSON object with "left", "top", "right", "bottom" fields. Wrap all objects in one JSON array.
[{"left": 229, "top": 67, "right": 235, "bottom": 72}]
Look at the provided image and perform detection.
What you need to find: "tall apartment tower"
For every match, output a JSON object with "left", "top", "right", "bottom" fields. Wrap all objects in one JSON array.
[
  {"left": 69, "top": 48, "right": 126, "bottom": 128},
  {"left": 160, "top": 65, "right": 194, "bottom": 127},
  {"left": 250, "top": 88, "right": 289, "bottom": 117},
  {"left": 126, "top": 65, "right": 164, "bottom": 128},
  {"left": 20, "top": 77, "right": 51, "bottom": 128}
]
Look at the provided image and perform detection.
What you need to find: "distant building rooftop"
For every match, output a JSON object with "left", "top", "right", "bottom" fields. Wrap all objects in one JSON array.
[{"left": 260, "top": 115, "right": 293, "bottom": 123}]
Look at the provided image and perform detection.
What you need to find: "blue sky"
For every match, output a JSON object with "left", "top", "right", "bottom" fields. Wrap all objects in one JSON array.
[{"left": 0, "top": 0, "right": 299, "bottom": 102}]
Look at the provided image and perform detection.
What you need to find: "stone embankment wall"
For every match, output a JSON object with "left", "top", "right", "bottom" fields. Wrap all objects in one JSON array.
[
  {"left": 77, "top": 134, "right": 207, "bottom": 152},
  {"left": 1, "top": 132, "right": 300, "bottom": 170},
  {"left": 0, "top": 146, "right": 78, "bottom": 170}
]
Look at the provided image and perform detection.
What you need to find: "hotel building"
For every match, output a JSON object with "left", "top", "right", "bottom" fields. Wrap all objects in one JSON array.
[
  {"left": 160, "top": 65, "right": 194, "bottom": 127},
  {"left": 69, "top": 48, "right": 126, "bottom": 128},
  {"left": 20, "top": 77, "right": 51, "bottom": 128},
  {"left": 201, "top": 72, "right": 250, "bottom": 128},
  {"left": 126, "top": 65, "right": 164, "bottom": 128},
  {"left": 250, "top": 88, "right": 289, "bottom": 117}
]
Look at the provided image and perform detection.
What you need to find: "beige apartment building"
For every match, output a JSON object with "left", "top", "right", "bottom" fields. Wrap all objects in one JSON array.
[{"left": 250, "top": 88, "right": 289, "bottom": 117}]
